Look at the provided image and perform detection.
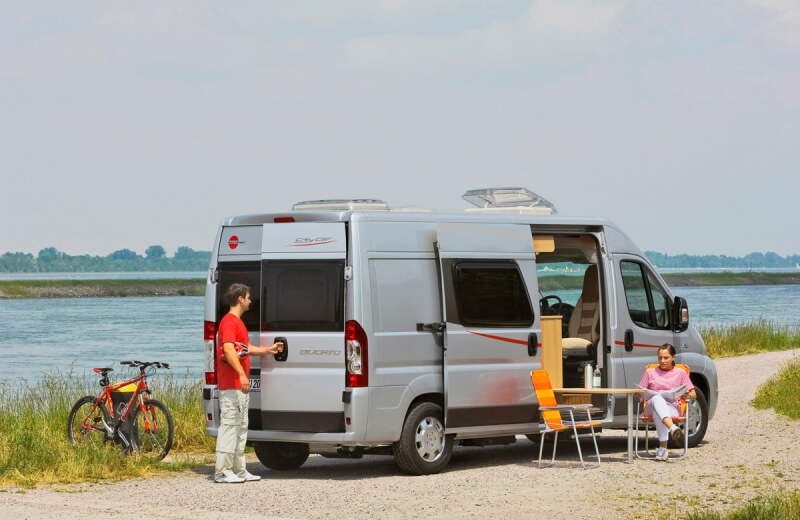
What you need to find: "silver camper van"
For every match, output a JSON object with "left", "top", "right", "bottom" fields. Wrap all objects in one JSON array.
[{"left": 202, "top": 188, "right": 718, "bottom": 474}]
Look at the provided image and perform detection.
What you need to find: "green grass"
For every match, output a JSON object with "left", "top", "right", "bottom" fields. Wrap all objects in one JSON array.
[
  {"left": 698, "top": 319, "right": 800, "bottom": 358},
  {"left": 663, "top": 271, "right": 800, "bottom": 287},
  {"left": 0, "top": 279, "right": 204, "bottom": 299},
  {"left": 0, "top": 369, "right": 213, "bottom": 487},
  {"left": 684, "top": 491, "right": 800, "bottom": 519},
  {"left": 752, "top": 358, "right": 800, "bottom": 420},
  {"left": 680, "top": 334, "right": 800, "bottom": 520}
]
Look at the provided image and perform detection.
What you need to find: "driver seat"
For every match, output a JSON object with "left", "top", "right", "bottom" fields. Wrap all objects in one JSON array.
[{"left": 562, "top": 265, "right": 600, "bottom": 351}]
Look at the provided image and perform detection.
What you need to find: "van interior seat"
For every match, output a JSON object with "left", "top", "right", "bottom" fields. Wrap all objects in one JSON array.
[{"left": 562, "top": 264, "right": 599, "bottom": 351}]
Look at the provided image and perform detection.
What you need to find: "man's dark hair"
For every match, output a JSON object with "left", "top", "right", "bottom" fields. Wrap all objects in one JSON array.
[{"left": 224, "top": 283, "right": 251, "bottom": 307}]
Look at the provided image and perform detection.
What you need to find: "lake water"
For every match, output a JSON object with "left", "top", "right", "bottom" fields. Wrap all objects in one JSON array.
[{"left": 0, "top": 285, "right": 798, "bottom": 384}]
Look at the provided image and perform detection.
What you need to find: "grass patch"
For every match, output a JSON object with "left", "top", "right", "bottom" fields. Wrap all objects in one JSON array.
[
  {"left": 0, "top": 279, "right": 204, "bottom": 299},
  {"left": 684, "top": 491, "right": 800, "bottom": 519},
  {"left": 0, "top": 369, "right": 214, "bottom": 487},
  {"left": 698, "top": 319, "right": 800, "bottom": 358},
  {"left": 752, "top": 358, "right": 800, "bottom": 420}
]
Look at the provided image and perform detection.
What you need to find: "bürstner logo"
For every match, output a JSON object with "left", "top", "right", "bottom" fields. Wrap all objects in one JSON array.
[
  {"left": 290, "top": 236, "right": 335, "bottom": 247},
  {"left": 228, "top": 235, "right": 245, "bottom": 249}
]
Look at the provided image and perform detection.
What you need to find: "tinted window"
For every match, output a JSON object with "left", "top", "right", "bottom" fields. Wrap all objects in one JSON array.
[
  {"left": 453, "top": 261, "right": 533, "bottom": 327},
  {"left": 216, "top": 262, "right": 261, "bottom": 332},
  {"left": 620, "top": 261, "right": 670, "bottom": 330},
  {"left": 262, "top": 260, "right": 345, "bottom": 332}
]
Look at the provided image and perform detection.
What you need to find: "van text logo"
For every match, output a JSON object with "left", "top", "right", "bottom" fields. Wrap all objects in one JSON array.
[
  {"left": 289, "top": 237, "right": 336, "bottom": 247},
  {"left": 299, "top": 349, "right": 342, "bottom": 356},
  {"left": 228, "top": 235, "right": 245, "bottom": 249}
]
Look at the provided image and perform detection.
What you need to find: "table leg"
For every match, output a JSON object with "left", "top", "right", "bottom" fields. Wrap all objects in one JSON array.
[{"left": 627, "top": 394, "right": 633, "bottom": 464}]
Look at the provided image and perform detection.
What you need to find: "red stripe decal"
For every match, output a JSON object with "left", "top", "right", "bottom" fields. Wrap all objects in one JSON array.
[{"left": 467, "top": 330, "right": 529, "bottom": 345}]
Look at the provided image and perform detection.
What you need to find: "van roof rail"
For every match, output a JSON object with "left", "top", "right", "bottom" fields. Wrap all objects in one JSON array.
[
  {"left": 462, "top": 187, "right": 558, "bottom": 215},
  {"left": 292, "top": 199, "right": 389, "bottom": 211}
]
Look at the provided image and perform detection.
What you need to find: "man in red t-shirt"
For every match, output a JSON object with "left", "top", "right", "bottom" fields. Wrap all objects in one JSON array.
[{"left": 214, "top": 283, "right": 284, "bottom": 484}]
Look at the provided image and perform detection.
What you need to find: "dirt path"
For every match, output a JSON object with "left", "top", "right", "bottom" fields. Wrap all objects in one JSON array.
[{"left": 2, "top": 349, "right": 799, "bottom": 520}]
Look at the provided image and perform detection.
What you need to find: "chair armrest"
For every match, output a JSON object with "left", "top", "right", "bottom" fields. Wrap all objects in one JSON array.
[{"left": 539, "top": 405, "right": 578, "bottom": 411}]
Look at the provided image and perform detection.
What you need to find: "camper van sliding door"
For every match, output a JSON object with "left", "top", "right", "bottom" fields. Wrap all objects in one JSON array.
[{"left": 436, "top": 223, "right": 541, "bottom": 431}]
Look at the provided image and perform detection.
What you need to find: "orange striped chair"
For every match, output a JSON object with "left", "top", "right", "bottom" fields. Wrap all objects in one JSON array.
[
  {"left": 635, "top": 363, "right": 691, "bottom": 460},
  {"left": 531, "top": 370, "right": 602, "bottom": 469}
]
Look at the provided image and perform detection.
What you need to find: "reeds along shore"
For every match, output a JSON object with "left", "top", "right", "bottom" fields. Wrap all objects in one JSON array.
[
  {"left": 0, "top": 278, "right": 205, "bottom": 299},
  {"left": 1, "top": 271, "right": 799, "bottom": 299}
]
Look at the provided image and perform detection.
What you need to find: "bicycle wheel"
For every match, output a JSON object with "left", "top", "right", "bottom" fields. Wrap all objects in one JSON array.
[
  {"left": 67, "top": 396, "right": 110, "bottom": 446},
  {"left": 129, "top": 398, "right": 174, "bottom": 461}
]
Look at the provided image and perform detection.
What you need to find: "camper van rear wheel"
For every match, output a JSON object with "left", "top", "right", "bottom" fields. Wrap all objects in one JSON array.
[
  {"left": 680, "top": 386, "right": 708, "bottom": 449},
  {"left": 253, "top": 441, "right": 309, "bottom": 471},
  {"left": 393, "top": 402, "right": 453, "bottom": 475}
]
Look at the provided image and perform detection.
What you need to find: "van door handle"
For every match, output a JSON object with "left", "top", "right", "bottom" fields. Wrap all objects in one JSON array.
[
  {"left": 274, "top": 336, "right": 288, "bottom": 362},
  {"left": 417, "top": 322, "right": 445, "bottom": 333},
  {"left": 528, "top": 333, "right": 538, "bottom": 356},
  {"left": 624, "top": 329, "right": 634, "bottom": 352}
]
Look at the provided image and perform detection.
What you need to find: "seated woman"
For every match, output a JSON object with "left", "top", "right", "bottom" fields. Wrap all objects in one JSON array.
[{"left": 638, "top": 343, "right": 696, "bottom": 461}]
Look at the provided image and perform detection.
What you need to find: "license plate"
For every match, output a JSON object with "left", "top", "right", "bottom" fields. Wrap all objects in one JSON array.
[{"left": 249, "top": 378, "right": 261, "bottom": 392}]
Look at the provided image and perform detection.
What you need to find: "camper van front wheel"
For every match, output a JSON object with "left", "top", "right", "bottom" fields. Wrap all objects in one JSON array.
[
  {"left": 682, "top": 386, "right": 709, "bottom": 449},
  {"left": 253, "top": 441, "right": 309, "bottom": 471},
  {"left": 393, "top": 402, "right": 454, "bottom": 475}
]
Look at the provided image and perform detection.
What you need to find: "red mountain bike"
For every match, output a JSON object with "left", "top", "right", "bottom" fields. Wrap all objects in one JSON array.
[{"left": 67, "top": 360, "right": 175, "bottom": 461}]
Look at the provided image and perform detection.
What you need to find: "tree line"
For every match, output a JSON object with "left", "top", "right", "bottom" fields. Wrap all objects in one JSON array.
[
  {"left": 645, "top": 251, "right": 800, "bottom": 269},
  {"left": 0, "top": 246, "right": 211, "bottom": 272},
  {"left": 2, "top": 247, "right": 799, "bottom": 273}
]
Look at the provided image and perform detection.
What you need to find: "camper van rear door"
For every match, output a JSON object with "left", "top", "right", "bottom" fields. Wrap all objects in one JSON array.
[
  {"left": 435, "top": 223, "right": 541, "bottom": 431},
  {"left": 253, "top": 222, "right": 348, "bottom": 433}
]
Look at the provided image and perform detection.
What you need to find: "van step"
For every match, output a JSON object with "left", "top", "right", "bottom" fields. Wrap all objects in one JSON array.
[{"left": 459, "top": 436, "right": 517, "bottom": 447}]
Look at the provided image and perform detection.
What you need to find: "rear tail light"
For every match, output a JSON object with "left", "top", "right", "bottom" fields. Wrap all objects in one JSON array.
[
  {"left": 204, "top": 320, "right": 218, "bottom": 385},
  {"left": 345, "top": 320, "right": 368, "bottom": 387}
]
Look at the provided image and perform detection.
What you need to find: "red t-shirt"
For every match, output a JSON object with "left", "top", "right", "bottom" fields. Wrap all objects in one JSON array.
[{"left": 216, "top": 313, "right": 250, "bottom": 391}]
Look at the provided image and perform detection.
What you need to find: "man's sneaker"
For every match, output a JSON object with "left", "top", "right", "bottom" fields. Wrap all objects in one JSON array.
[
  {"left": 215, "top": 470, "right": 245, "bottom": 484},
  {"left": 242, "top": 471, "right": 261, "bottom": 482},
  {"left": 670, "top": 426, "right": 683, "bottom": 442},
  {"left": 655, "top": 447, "right": 669, "bottom": 461}
]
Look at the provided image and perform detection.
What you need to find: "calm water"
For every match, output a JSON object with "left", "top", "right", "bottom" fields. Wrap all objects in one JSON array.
[
  {"left": 0, "top": 285, "right": 798, "bottom": 384},
  {"left": 0, "top": 296, "right": 203, "bottom": 384}
]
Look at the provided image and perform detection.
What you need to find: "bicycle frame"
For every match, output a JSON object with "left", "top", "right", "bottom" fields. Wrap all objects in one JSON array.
[
  {"left": 103, "top": 375, "right": 149, "bottom": 424},
  {"left": 83, "top": 366, "right": 159, "bottom": 446}
]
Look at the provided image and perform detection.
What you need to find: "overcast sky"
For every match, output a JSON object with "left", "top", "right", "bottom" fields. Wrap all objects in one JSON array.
[{"left": 2, "top": 1, "right": 798, "bottom": 258}]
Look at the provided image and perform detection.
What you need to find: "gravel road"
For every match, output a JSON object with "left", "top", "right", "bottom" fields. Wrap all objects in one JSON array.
[{"left": 2, "top": 349, "right": 799, "bottom": 520}]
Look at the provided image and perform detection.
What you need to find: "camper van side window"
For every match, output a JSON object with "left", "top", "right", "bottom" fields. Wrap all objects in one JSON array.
[
  {"left": 620, "top": 261, "right": 670, "bottom": 330},
  {"left": 453, "top": 261, "right": 534, "bottom": 327}
]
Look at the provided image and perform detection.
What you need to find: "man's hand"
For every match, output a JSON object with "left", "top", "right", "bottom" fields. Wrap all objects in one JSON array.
[
  {"left": 271, "top": 341, "right": 284, "bottom": 354},
  {"left": 239, "top": 373, "right": 250, "bottom": 394},
  {"left": 250, "top": 342, "right": 284, "bottom": 356}
]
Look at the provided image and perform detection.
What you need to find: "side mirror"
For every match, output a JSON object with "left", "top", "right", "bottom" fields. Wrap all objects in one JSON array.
[{"left": 673, "top": 296, "right": 689, "bottom": 333}]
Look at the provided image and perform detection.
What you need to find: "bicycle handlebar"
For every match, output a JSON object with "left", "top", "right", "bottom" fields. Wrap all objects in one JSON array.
[{"left": 119, "top": 360, "right": 171, "bottom": 370}]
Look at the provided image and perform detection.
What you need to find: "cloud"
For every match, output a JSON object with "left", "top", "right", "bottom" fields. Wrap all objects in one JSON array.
[{"left": 747, "top": 0, "right": 800, "bottom": 49}]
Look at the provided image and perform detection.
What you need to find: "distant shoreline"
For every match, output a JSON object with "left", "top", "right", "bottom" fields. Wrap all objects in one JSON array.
[
  {"left": 1, "top": 272, "right": 799, "bottom": 299},
  {"left": 0, "top": 278, "right": 205, "bottom": 299}
]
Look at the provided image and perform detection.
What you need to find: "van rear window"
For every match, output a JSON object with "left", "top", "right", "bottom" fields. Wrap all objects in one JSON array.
[
  {"left": 216, "top": 262, "right": 261, "bottom": 332},
  {"left": 262, "top": 260, "right": 345, "bottom": 332}
]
